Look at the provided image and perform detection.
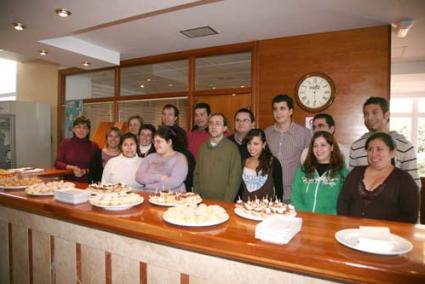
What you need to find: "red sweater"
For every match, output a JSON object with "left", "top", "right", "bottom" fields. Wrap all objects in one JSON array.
[
  {"left": 55, "top": 137, "right": 99, "bottom": 182},
  {"left": 187, "top": 129, "right": 209, "bottom": 160}
]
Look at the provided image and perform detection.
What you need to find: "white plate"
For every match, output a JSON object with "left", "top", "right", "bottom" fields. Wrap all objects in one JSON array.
[
  {"left": 234, "top": 207, "right": 266, "bottom": 221},
  {"left": 163, "top": 214, "right": 229, "bottom": 227},
  {"left": 0, "top": 185, "right": 28, "bottom": 190},
  {"left": 335, "top": 228, "right": 413, "bottom": 255},
  {"left": 234, "top": 207, "right": 297, "bottom": 221},
  {"left": 25, "top": 191, "right": 54, "bottom": 196},
  {"left": 89, "top": 198, "right": 144, "bottom": 211},
  {"left": 149, "top": 196, "right": 203, "bottom": 207}
]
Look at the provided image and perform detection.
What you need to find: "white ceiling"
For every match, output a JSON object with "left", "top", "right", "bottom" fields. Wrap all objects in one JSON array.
[{"left": 0, "top": 0, "right": 424, "bottom": 69}]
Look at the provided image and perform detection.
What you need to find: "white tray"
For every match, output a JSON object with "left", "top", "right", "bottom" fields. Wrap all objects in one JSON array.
[{"left": 89, "top": 198, "right": 144, "bottom": 211}]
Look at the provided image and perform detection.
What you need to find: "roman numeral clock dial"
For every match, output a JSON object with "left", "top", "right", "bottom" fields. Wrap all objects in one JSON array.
[{"left": 295, "top": 73, "right": 336, "bottom": 112}]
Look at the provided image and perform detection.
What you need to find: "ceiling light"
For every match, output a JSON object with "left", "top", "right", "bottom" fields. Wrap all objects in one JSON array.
[
  {"left": 240, "top": 85, "right": 245, "bottom": 88},
  {"left": 39, "top": 50, "right": 48, "bottom": 56},
  {"left": 140, "top": 84, "right": 145, "bottom": 88},
  {"left": 56, "top": 8, "right": 72, "bottom": 17},
  {"left": 392, "top": 18, "right": 415, "bottom": 38},
  {"left": 146, "top": 78, "right": 151, "bottom": 82},
  {"left": 168, "top": 83, "right": 173, "bottom": 87},
  {"left": 13, "top": 23, "right": 25, "bottom": 31},
  {"left": 82, "top": 61, "right": 90, "bottom": 67},
  {"left": 232, "top": 93, "right": 236, "bottom": 97}
]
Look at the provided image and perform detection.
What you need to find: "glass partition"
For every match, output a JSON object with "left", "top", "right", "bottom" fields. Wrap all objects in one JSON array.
[
  {"left": 65, "top": 70, "right": 115, "bottom": 100},
  {"left": 195, "top": 52, "right": 251, "bottom": 90},
  {"left": 120, "top": 60, "right": 188, "bottom": 96}
]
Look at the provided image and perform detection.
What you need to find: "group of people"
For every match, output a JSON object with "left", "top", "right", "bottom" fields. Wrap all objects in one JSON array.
[{"left": 55, "top": 95, "right": 421, "bottom": 223}]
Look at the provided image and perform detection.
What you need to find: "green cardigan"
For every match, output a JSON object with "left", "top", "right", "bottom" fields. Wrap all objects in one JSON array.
[
  {"left": 194, "top": 137, "right": 242, "bottom": 202},
  {"left": 291, "top": 166, "right": 348, "bottom": 215}
]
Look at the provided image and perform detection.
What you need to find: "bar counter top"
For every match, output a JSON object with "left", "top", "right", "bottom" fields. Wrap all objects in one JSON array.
[{"left": 0, "top": 185, "right": 424, "bottom": 283}]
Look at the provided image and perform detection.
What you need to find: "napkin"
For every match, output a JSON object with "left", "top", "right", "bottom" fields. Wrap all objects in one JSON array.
[
  {"left": 357, "top": 226, "right": 394, "bottom": 253},
  {"left": 255, "top": 215, "right": 302, "bottom": 244}
]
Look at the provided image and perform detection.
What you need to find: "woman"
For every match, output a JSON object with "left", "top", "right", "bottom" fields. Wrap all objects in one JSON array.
[
  {"left": 55, "top": 116, "right": 99, "bottom": 182},
  {"left": 337, "top": 132, "right": 419, "bottom": 223},
  {"left": 138, "top": 124, "right": 156, "bottom": 158},
  {"left": 101, "top": 132, "right": 142, "bottom": 189},
  {"left": 135, "top": 126, "right": 188, "bottom": 193},
  {"left": 239, "top": 129, "right": 283, "bottom": 201},
  {"left": 291, "top": 131, "right": 348, "bottom": 215},
  {"left": 89, "top": 127, "right": 122, "bottom": 182},
  {"left": 127, "top": 115, "right": 143, "bottom": 136}
]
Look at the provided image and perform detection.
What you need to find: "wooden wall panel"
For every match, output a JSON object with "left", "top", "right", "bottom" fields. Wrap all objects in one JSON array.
[
  {"left": 257, "top": 26, "right": 390, "bottom": 145},
  {"left": 194, "top": 93, "right": 251, "bottom": 132},
  {"left": 0, "top": 220, "right": 9, "bottom": 283}
]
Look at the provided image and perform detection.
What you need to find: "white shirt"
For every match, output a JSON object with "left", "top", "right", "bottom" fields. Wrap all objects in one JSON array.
[{"left": 101, "top": 154, "right": 143, "bottom": 189}]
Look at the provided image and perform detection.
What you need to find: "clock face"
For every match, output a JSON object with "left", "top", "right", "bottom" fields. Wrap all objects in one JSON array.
[{"left": 295, "top": 73, "right": 335, "bottom": 112}]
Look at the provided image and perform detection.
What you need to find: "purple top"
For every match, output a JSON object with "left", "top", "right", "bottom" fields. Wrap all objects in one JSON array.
[
  {"left": 102, "top": 150, "right": 119, "bottom": 167},
  {"left": 135, "top": 152, "right": 188, "bottom": 193},
  {"left": 55, "top": 136, "right": 99, "bottom": 182}
]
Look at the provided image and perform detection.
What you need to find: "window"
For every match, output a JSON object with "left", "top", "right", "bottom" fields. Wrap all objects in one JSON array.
[
  {"left": 0, "top": 58, "right": 17, "bottom": 101},
  {"left": 390, "top": 97, "right": 425, "bottom": 176},
  {"left": 120, "top": 60, "right": 188, "bottom": 96},
  {"left": 195, "top": 52, "right": 251, "bottom": 90},
  {"left": 65, "top": 69, "right": 115, "bottom": 100}
]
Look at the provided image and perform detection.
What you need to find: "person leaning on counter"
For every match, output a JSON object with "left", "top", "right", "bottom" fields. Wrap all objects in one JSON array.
[
  {"left": 55, "top": 116, "right": 99, "bottom": 183},
  {"left": 337, "top": 132, "right": 419, "bottom": 223}
]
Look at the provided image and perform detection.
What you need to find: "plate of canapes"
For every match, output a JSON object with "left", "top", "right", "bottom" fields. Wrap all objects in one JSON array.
[
  {"left": 87, "top": 182, "right": 133, "bottom": 194},
  {"left": 234, "top": 197, "right": 296, "bottom": 221},
  {"left": 89, "top": 192, "right": 144, "bottom": 211},
  {"left": 25, "top": 180, "right": 75, "bottom": 196},
  {"left": 149, "top": 191, "right": 202, "bottom": 207},
  {"left": 0, "top": 172, "right": 43, "bottom": 189},
  {"left": 163, "top": 203, "right": 229, "bottom": 227}
]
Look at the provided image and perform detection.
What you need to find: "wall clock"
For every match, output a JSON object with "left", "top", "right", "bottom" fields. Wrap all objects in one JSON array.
[{"left": 294, "top": 72, "right": 336, "bottom": 112}]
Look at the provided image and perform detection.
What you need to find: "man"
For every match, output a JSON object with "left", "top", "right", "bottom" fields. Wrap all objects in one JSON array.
[
  {"left": 194, "top": 113, "right": 242, "bottom": 202},
  {"left": 300, "top": 113, "right": 349, "bottom": 164},
  {"left": 161, "top": 104, "right": 187, "bottom": 148},
  {"left": 228, "top": 108, "right": 255, "bottom": 160},
  {"left": 349, "top": 97, "right": 421, "bottom": 187},
  {"left": 265, "top": 94, "right": 312, "bottom": 201},
  {"left": 187, "top": 102, "right": 211, "bottom": 160}
]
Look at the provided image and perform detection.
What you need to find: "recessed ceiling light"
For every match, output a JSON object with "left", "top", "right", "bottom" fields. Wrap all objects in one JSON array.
[
  {"left": 39, "top": 50, "right": 48, "bottom": 56},
  {"left": 232, "top": 93, "right": 236, "bottom": 96},
  {"left": 82, "top": 61, "right": 90, "bottom": 67},
  {"left": 146, "top": 78, "right": 151, "bottom": 82},
  {"left": 212, "top": 87, "right": 216, "bottom": 90},
  {"left": 140, "top": 84, "right": 145, "bottom": 88},
  {"left": 168, "top": 83, "right": 173, "bottom": 87},
  {"left": 13, "top": 23, "right": 25, "bottom": 31},
  {"left": 240, "top": 85, "right": 245, "bottom": 88},
  {"left": 56, "top": 8, "right": 72, "bottom": 17}
]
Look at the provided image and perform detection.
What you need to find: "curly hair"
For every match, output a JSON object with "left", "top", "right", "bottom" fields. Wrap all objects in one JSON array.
[
  {"left": 303, "top": 131, "right": 345, "bottom": 179},
  {"left": 243, "top": 129, "right": 273, "bottom": 176}
]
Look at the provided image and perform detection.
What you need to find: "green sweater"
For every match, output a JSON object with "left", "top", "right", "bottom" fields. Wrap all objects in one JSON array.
[
  {"left": 291, "top": 166, "right": 348, "bottom": 215},
  {"left": 194, "top": 137, "right": 242, "bottom": 202}
]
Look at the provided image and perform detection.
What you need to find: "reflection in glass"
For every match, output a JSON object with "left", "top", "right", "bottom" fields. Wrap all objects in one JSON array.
[
  {"left": 195, "top": 52, "right": 251, "bottom": 90},
  {"left": 418, "top": 118, "right": 425, "bottom": 176},
  {"left": 119, "top": 98, "right": 188, "bottom": 130},
  {"left": 83, "top": 102, "right": 114, "bottom": 138},
  {"left": 120, "top": 60, "right": 188, "bottom": 96},
  {"left": 0, "top": 116, "right": 13, "bottom": 168},
  {"left": 65, "top": 70, "right": 115, "bottom": 100},
  {"left": 419, "top": 98, "right": 425, "bottom": 113}
]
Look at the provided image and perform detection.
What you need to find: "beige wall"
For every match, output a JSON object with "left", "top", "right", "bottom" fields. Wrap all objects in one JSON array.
[{"left": 16, "top": 60, "right": 59, "bottom": 165}]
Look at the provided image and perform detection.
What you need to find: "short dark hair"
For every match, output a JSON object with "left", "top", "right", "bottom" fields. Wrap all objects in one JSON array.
[
  {"left": 313, "top": 113, "right": 335, "bottom": 128},
  {"left": 363, "top": 97, "right": 389, "bottom": 113},
  {"left": 155, "top": 126, "right": 177, "bottom": 146},
  {"left": 127, "top": 115, "right": 144, "bottom": 126},
  {"left": 209, "top": 113, "right": 228, "bottom": 127},
  {"left": 120, "top": 132, "right": 141, "bottom": 156},
  {"left": 235, "top": 108, "right": 255, "bottom": 122},
  {"left": 162, "top": 104, "right": 179, "bottom": 118},
  {"left": 139, "top": 123, "right": 156, "bottom": 136},
  {"left": 272, "top": 94, "right": 294, "bottom": 110},
  {"left": 73, "top": 116, "right": 91, "bottom": 129},
  {"left": 194, "top": 102, "right": 211, "bottom": 115},
  {"left": 365, "top": 132, "right": 396, "bottom": 151}
]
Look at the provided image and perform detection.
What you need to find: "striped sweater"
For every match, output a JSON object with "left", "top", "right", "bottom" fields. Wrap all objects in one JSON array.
[{"left": 349, "top": 131, "right": 421, "bottom": 188}]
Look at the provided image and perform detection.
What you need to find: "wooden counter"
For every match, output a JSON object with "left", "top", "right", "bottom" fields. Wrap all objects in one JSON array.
[{"left": 0, "top": 186, "right": 424, "bottom": 284}]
